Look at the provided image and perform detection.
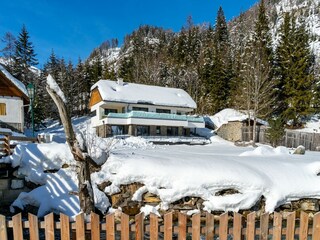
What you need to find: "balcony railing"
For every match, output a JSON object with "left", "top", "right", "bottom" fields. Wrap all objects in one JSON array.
[{"left": 104, "top": 111, "right": 204, "bottom": 123}]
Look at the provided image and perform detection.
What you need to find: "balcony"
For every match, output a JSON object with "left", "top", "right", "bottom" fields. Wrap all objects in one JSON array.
[{"left": 98, "top": 111, "right": 204, "bottom": 128}]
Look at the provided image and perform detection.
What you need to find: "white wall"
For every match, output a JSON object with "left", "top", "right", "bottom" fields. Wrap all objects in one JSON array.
[{"left": 0, "top": 96, "right": 24, "bottom": 129}]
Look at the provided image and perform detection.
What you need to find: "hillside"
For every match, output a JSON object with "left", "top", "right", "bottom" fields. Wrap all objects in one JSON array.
[
  {"left": 93, "top": 0, "right": 320, "bottom": 66},
  {"left": 229, "top": 0, "right": 320, "bottom": 58}
]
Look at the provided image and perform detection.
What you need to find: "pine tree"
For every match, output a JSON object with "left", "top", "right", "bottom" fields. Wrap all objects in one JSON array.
[
  {"left": 209, "top": 6, "right": 232, "bottom": 114},
  {"left": 199, "top": 25, "right": 215, "bottom": 114},
  {"left": 275, "top": 13, "right": 314, "bottom": 127},
  {"left": 42, "top": 50, "right": 61, "bottom": 120},
  {"left": 12, "top": 25, "right": 38, "bottom": 85},
  {"left": 0, "top": 32, "right": 16, "bottom": 70}
]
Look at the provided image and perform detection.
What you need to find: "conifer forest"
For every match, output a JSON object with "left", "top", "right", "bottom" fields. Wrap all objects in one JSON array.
[{"left": 0, "top": 0, "right": 319, "bottom": 129}]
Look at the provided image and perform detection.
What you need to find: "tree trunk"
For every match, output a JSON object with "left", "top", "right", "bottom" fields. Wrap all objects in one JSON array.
[
  {"left": 46, "top": 84, "right": 95, "bottom": 215},
  {"left": 252, "top": 117, "right": 257, "bottom": 146}
]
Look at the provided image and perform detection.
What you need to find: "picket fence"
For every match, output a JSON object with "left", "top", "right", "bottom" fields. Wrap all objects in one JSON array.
[{"left": 1, "top": 211, "right": 320, "bottom": 240}]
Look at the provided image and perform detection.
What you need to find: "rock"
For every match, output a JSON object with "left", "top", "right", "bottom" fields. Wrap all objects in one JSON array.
[
  {"left": 12, "top": 170, "right": 25, "bottom": 179},
  {"left": 143, "top": 192, "right": 161, "bottom": 204},
  {"left": 215, "top": 188, "right": 240, "bottom": 196},
  {"left": 292, "top": 145, "right": 305, "bottom": 155},
  {"left": 300, "top": 200, "right": 319, "bottom": 212},
  {"left": 11, "top": 179, "right": 24, "bottom": 189}
]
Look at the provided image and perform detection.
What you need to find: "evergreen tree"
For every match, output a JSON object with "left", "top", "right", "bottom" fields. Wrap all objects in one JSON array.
[
  {"left": 199, "top": 25, "right": 215, "bottom": 114},
  {"left": 0, "top": 32, "right": 16, "bottom": 70},
  {"left": 275, "top": 13, "right": 314, "bottom": 127},
  {"left": 12, "top": 25, "right": 38, "bottom": 85},
  {"left": 73, "top": 58, "right": 90, "bottom": 116},
  {"left": 266, "top": 117, "right": 285, "bottom": 147},
  {"left": 209, "top": 6, "right": 232, "bottom": 114},
  {"left": 42, "top": 50, "right": 61, "bottom": 120}
]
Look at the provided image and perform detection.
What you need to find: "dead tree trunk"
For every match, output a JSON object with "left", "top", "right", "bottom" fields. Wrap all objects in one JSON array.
[{"left": 46, "top": 79, "right": 95, "bottom": 215}]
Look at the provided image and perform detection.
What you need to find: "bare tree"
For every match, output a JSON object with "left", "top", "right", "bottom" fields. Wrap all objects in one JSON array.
[
  {"left": 46, "top": 74, "right": 105, "bottom": 214},
  {"left": 239, "top": 44, "right": 275, "bottom": 144}
]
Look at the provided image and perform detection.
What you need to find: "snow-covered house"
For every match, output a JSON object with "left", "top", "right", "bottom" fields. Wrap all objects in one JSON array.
[
  {"left": 89, "top": 79, "right": 204, "bottom": 137},
  {"left": 211, "top": 108, "right": 268, "bottom": 142},
  {"left": 0, "top": 65, "right": 29, "bottom": 132}
]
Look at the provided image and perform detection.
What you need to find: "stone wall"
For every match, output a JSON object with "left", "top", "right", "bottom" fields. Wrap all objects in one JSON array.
[
  {"left": 217, "top": 122, "right": 243, "bottom": 142},
  {"left": 0, "top": 164, "right": 30, "bottom": 204}
]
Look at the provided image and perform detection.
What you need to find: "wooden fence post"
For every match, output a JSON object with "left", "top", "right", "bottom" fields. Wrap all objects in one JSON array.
[
  {"left": 60, "top": 213, "right": 70, "bottom": 240},
  {"left": 192, "top": 213, "right": 201, "bottom": 240},
  {"left": 135, "top": 212, "right": 144, "bottom": 240},
  {"left": 91, "top": 212, "right": 100, "bottom": 240},
  {"left": 273, "top": 212, "right": 282, "bottom": 240},
  {"left": 28, "top": 213, "right": 39, "bottom": 240},
  {"left": 106, "top": 213, "right": 115, "bottom": 240},
  {"left": 299, "top": 211, "right": 309, "bottom": 240},
  {"left": 12, "top": 213, "right": 23, "bottom": 240},
  {"left": 313, "top": 212, "right": 320, "bottom": 240},
  {"left": 286, "top": 212, "right": 296, "bottom": 240},
  {"left": 206, "top": 212, "right": 214, "bottom": 240},
  {"left": 0, "top": 214, "right": 7, "bottom": 240},
  {"left": 75, "top": 213, "right": 85, "bottom": 240},
  {"left": 121, "top": 213, "right": 129, "bottom": 240},
  {"left": 164, "top": 212, "right": 173, "bottom": 240},
  {"left": 233, "top": 213, "right": 242, "bottom": 240},
  {"left": 178, "top": 212, "right": 187, "bottom": 240},
  {"left": 246, "top": 212, "right": 256, "bottom": 240},
  {"left": 260, "top": 213, "right": 269, "bottom": 240},
  {"left": 219, "top": 213, "right": 228, "bottom": 240},
  {"left": 45, "top": 213, "right": 55, "bottom": 240},
  {"left": 150, "top": 213, "right": 159, "bottom": 240}
]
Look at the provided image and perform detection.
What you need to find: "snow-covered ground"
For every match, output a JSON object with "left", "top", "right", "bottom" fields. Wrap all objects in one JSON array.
[{"left": 2, "top": 117, "right": 320, "bottom": 218}]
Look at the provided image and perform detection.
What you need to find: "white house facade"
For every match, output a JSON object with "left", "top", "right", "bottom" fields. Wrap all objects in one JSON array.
[
  {"left": 0, "top": 65, "right": 29, "bottom": 132},
  {"left": 89, "top": 79, "right": 204, "bottom": 137}
]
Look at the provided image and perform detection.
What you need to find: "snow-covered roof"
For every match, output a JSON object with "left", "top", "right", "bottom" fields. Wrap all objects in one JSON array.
[
  {"left": 0, "top": 64, "right": 28, "bottom": 97},
  {"left": 211, "top": 108, "right": 268, "bottom": 129},
  {"left": 91, "top": 80, "right": 197, "bottom": 109}
]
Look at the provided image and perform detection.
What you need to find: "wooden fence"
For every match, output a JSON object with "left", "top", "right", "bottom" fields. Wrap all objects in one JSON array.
[
  {"left": 241, "top": 126, "right": 320, "bottom": 151},
  {"left": 1, "top": 211, "right": 320, "bottom": 240},
  {"left": 0, "top": 132, "right": 38, "bottom": 156}
]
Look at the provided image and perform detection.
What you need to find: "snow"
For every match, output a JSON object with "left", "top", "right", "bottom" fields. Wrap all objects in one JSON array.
[
  {"left": 46, "top": 74, "right": 67, "bottom": 103},
  {"left": 0, "top": 128, "right": 12, "bottom": 135},
  {"left": 0, "top": 64, "right": 28, "bottom": 97},
  {"left": 2, "top": 117, "right": 320, "bottom": 217},
  {"left": 240, "top": 145, "right": 290, "bottom": 156},
  {"left": 101, "top": 47, "right": 120, "bottom": 63},
  {"left": 91, "top": 80, "right": 197, "bottom": 109},
  {"left": 211, "top": 108, "right": 268, "bottom": 129}
]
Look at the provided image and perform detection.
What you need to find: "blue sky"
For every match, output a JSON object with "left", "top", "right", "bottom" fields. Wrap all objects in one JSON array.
[{"left": 0, "top": 0, "right": 258, "bottom": 67}]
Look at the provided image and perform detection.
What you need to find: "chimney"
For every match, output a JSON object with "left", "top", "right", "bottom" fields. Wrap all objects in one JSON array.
[{"left": 117, "top": 78, "right": 124, "bottom": 86}]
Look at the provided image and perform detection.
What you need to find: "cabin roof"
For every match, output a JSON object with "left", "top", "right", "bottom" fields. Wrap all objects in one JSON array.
[{"left": 91, "top": 79, "right": 197, "bottom": 109}]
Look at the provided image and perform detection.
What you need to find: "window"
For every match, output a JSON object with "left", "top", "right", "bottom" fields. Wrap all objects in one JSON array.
[
  {"left": 156, "top": 126, "right": 161, "bottom": 135},
  {"left": 167, "top": 127, "right": 179, "bottom": 136},
  {"left": 0, "top": 103, "right": 6, "bottom": 116},
  {"left": 90, "top": 110, "right": 97, "bottom": 117},
  {"left": 132, "top": 107, "right": 148, "bottom": 112},
  {"left": 104, "top": 108, "right": 118, "bottom": 115},
  {"left": 136, "top": 126, "right": 150, "bottom": 136},
  {"left": 156, "top": 108, "right": 171, "bottom": 114},
  {"left": 111, "top": 125, "right": 126, "bottom": 135}
]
